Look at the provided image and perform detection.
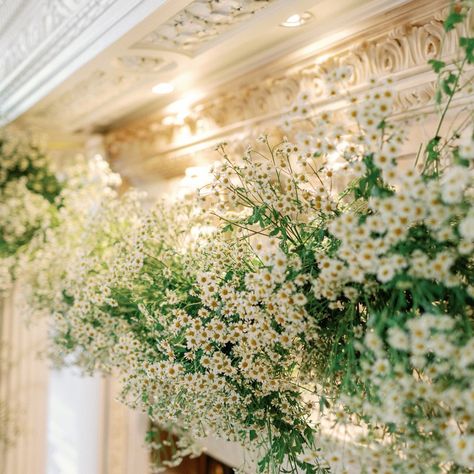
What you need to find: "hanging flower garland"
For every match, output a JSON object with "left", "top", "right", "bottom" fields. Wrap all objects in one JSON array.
[
  {"left": 0, "top": 134, "right": 62, "bottom": 291},
  {"left": 17, "top": 155, "right": 138, "bottom": 355},
  {"left": 7, "top": 3, "right": 474, "bottom": 474}
]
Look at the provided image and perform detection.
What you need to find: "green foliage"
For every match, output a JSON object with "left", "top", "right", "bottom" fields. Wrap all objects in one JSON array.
[
  {"left": 0, "top": 135, "right": 62, "bottom": 283},
  {"left": 0, "top": 137, "right": 61, "bottom": 201},
  {"left": 443, "top": 6, "right": 465, "bottom": 32},
  {"left": 460, "top": 36, "right": 474, "bottom": 63},
  {"left": 428, "top": 59, "right": 446, "bottom": 73}
]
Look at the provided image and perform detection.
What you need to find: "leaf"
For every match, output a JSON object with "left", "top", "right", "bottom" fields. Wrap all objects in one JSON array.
[
  {"left": 319, "top": 395, "right": 330, "bottom": 411},
  {"left": 247, "top": 206, "right": 262, "bottom": 225},
  {"left": 441, "top": 72, "right": 457, "bottom": 95},
  {"left": 425, "top": 136, "right": 441, "bottom": 164},
  {"left": 443, "top": 9, "right": 464, "bottom": 32},
  {"left": 428, "top": 59, "right": 446, "bottom": 73},
  {"left": 460, "top": 36, "right": 474, "bottom": 63}
]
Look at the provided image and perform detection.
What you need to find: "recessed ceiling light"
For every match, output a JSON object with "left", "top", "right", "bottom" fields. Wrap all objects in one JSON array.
[
  {"left": 152, "top": 82, "right": 174, "bottom": 94},
  {"left": 280, "top": 12, "right": 313, "bottom": 28}
]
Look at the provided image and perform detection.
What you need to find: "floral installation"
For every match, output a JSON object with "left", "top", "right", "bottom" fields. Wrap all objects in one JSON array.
[
  {"left": 0, "top": 133, "right": 61, "bottom": 292},
  {"left": 8, "top": 3, "right": 474, "bottom": 474},
  {"left": 17, "top": 155, "right": 140, "bottom": 367},
  {"left": 192, "top": 6, "right": 473, "bottom": 471}
]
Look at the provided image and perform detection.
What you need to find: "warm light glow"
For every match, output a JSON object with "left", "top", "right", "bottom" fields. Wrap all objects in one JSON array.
[
  {"left": 316, "top": 53, "right": 330, "bottom": 64},
  {"left": 167, "top": 91, "right": 201, "bottom": 115},
  {"left": 326, "top": 151, "right": 346, "bottom": 171},
  {"left": 152, "top": 82, "right": 174, "bottom": 94},
  {"left": 163, "top": 91, "right": 203, "bottom": 125},
  {"left": 179, "top": 165, "right": 213, "bottom": 193},
  {"left": 285, "top": 14, "right": 301, "bottom": 25},
  {"left": 280, "top": 12, "right": 313, "bottom": 28},
  {"left": 162, "top": 116, "right": 175, "bottom": 126}
]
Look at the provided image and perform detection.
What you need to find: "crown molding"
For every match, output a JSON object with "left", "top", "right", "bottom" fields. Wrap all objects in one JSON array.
[
  {"left": 104, "top": 0, "right": 469, "bottom": 185},
  {"left": 0, "top": 0, "right": 170, "bottom": 126}
]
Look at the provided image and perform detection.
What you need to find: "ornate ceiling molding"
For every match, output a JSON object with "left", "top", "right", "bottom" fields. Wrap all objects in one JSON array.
[
  {"left": 135, "top": 0, "right": 277, "bottom": 55},
  {"left": 7, "top": 0, "right": 292, "bottom": 131},
  {"left": 0, "top": 0, "right": 32, "bottom": 48},
  {"left": 105, "top": 0, "right": 469, "bottom": 184},
  {"left": 32, "top": 55, "right": 180, "bottom": 131},
  {"left": 1, "top": 0, "right": 117, "bottom": 104},
  {"left": 117, "top": 55, "right": 169, "bottom": 72},
  {"left": 0, "top": 0, "right": 89, "bottom": 81},
  {"left": 0, "top": 0, "right": 171, "bottom": 125}
]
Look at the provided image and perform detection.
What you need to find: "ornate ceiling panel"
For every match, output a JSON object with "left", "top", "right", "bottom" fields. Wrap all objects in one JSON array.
[
  {"left": 32, "top": 54, "right": 179, "bottom": 131},
  {"left": 2, "top": 0, "right": 292, "bottom": 129},
  {"left": 0, "top": 0, "right": 32, "bottom": 44},
  {"left": 135, "top": 0, "right": 277, "bottom": 54},
  {"left": 0, "top": 0, "right": 90, "bottom": 79},
  {"left": 7, "top": 0, "right": 312, "bottom": 131}
]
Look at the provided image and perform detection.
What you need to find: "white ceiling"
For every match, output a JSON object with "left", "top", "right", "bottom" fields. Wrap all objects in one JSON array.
[{"left": 1, "top": 0, "right": 411, "bottom": 133}]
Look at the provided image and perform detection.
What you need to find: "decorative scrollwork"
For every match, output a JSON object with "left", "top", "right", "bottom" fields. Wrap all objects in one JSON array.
[{"left": 105, "top": 4, "right": 473, "bottom": 182}]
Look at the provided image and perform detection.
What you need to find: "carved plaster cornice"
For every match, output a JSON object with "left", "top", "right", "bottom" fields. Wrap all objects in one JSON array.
[
  {"left": 0, "top": 0, "right": 117, "bottom": 107},
  {"left": 1, "top": 0, "right": 90, "bottom": 80},
  {"left": 105, "top": 0, "right": 471, "bottom": 183},
  {"left": 0, "top": 0, "right": 173, "bottom": 125}
]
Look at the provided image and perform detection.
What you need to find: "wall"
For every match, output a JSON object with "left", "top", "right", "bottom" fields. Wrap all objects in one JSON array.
[
  {"left": 46, "top": 368, "right": 101, "bottom": 474},
  {"left": 0, "top": 290, "right": 49, "bottom": 474}
]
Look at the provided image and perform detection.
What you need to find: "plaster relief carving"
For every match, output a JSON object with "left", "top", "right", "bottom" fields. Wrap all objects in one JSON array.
[
  {"left": 117, "top": 56, "right": 170, "bottom": 73},
  {"left": 105, "top": 4, "right": 473, "bottom": 181},
  {"left": 0, "top": 0, "right": 120, "bottom": 105},
  {"left": 0, "top": 0, "right": 87, "bottom": 79},
  {"left": 135, "top": 0, "right": 276, "bottom": 54},
  {"left": 395, "top": 82, "right": 437, "bottom": 111},
  {"left": 35, "top": 69, "right": 148, "bottom": 127},
  {"left": 0, "top": 0, "right": 31, "bottom": 44}
]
